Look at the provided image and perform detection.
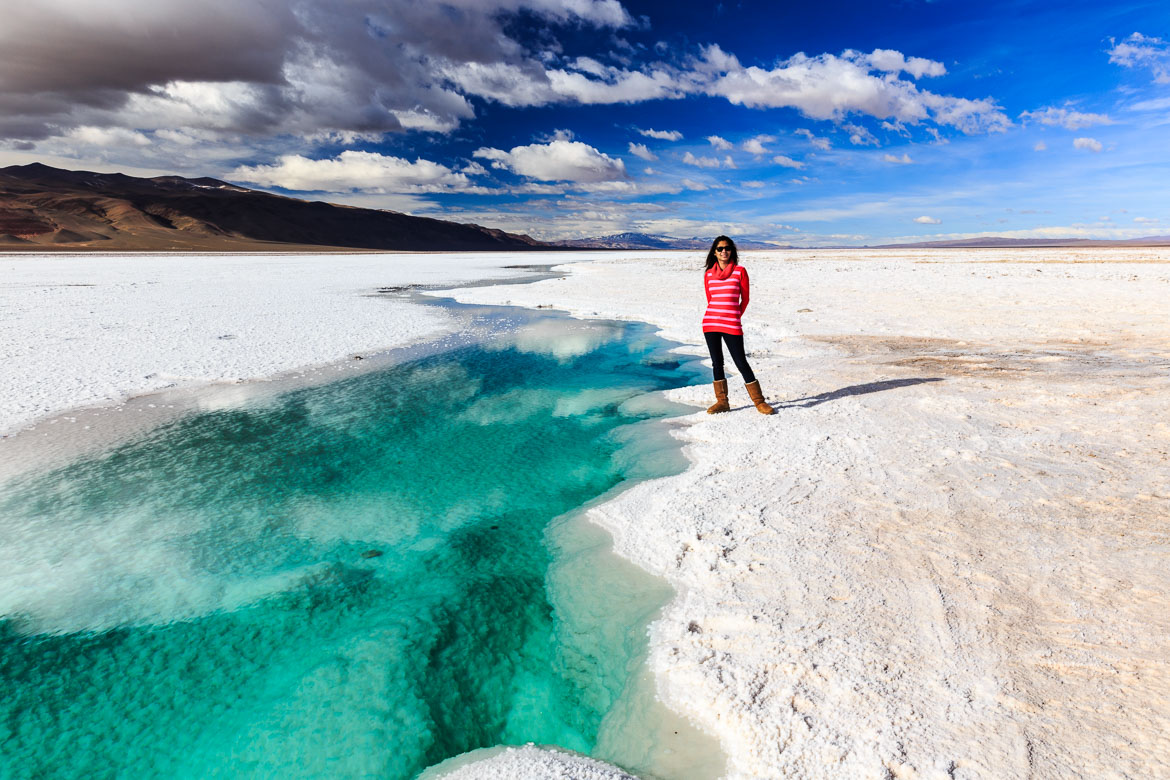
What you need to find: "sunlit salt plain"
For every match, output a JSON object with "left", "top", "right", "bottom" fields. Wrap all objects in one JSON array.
[
  {"left": 3, "top": 248, "right": 1170, "bottom": 779},
  {"left": 442, "top": 247, "right": 1170, "bottom": 779}
]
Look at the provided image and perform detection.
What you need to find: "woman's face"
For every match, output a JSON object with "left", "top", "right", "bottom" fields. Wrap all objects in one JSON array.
[{"left": 714, "top": 241, "right": 733, "bottom": 266}]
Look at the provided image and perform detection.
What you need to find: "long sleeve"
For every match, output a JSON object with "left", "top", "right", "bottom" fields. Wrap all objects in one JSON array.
[
  {"left": 704, "top": 272, "right": 713, "bottom": 305},
  {"left": 738, "top": 267, "right": 750, "bottom": 314}
]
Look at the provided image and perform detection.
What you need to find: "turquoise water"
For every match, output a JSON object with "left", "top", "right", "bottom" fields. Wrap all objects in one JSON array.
[{"left": 0, "top": 309, "right": 706, "bottom": 779}]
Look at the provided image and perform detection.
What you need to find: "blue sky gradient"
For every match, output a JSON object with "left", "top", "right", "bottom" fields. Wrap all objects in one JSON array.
[{"left": 0, "top": 0, "right": 1166, "bottom": 244}]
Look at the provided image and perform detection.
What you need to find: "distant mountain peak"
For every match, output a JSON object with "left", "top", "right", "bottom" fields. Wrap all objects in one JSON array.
[{"left": 554, "top": 232, "right": 784, "bottom": 250}]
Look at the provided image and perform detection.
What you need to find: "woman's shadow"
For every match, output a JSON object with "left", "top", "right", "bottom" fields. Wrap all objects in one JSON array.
[{"left": 777, "top": 377, "right": 944, "bottom": 408}]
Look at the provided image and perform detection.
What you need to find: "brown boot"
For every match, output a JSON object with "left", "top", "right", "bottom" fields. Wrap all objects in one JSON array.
[
  {"left": 745, "top": 380, "right": 776, "bottom": 415},
  {"left": 706, "top": 379, "right": 730, "bottom": 414}
]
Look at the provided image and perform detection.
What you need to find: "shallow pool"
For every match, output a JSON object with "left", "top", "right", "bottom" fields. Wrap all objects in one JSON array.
[{"left": 0, "top": 305, "right": 711, "bottom": 779}]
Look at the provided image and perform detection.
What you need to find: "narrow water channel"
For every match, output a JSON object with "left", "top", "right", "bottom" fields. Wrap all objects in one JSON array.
[{"left": 0, "top": 298, "right": 720, "bottom": 779}]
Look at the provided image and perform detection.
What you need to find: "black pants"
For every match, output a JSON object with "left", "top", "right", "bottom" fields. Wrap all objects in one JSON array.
[{"left": 704, "top": 331, "right": 756, "bottom": 384}]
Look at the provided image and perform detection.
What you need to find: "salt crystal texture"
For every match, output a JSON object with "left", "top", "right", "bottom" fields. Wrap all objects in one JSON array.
[{"left": 440, "top": 248, "right": 1170, "bottom": 779}]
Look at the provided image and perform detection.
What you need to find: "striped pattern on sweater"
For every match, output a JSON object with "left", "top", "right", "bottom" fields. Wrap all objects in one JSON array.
[{"left": 702, "top": 264, "right": 750, "bottom": 335}]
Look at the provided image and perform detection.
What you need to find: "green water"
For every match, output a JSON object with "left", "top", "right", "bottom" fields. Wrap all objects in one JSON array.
[{"left": 0, "top": 311, "right": 706, "bottom": 779}]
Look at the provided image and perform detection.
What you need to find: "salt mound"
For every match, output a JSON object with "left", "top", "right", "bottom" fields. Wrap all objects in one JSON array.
[{"left": 424, "top": 745, "right": 636, "bottom": 780}]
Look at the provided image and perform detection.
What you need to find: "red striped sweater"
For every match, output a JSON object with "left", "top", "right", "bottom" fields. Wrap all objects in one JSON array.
[{"left": 702, "top": 263, "right": 750, "bottom": 335}]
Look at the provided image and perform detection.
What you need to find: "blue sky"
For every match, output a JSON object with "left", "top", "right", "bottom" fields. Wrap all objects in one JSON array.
[{"left": 1, "top": 0, "right": 1167, "bottom": 244}]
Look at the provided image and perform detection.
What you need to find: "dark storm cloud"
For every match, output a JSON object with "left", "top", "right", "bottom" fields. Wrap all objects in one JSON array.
[
  {"left": 0, "top": 1, "right": 298, "bottom": 94},
  {"left": 0, "top": 0, "right": 631, "bottom": 141}
]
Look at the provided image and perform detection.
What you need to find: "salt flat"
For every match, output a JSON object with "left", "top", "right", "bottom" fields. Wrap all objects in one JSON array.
[
  {"left": 0, "top": 252, "right": 568, "bottom": 436},
  {"left": 2, "top": 248, "right": 1168, "bottom": 779},
  {"left": 442, "top": 248, "right": 1170, "bottom": 779}
]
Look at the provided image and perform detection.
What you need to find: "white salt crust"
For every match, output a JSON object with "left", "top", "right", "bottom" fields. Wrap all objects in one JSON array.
[
  {"left": 425, "top": 745, "right": 636, "bottom": 780},
  {"left": 440, "top": 248, "right": 1170, "bottom": 779},
  {"left": 0, "top": 251, "right": 597, "bottom": 436},
  {"left": 4, "top": 248, "right": 1170, "bottom": 779}
]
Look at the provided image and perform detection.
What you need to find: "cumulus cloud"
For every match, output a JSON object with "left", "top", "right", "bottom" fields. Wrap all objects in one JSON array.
[
  {"left": 1073, "top": 137, "right": 1103, "bottom": 152},
  {"left": 742, "top": 134, "right": 776, "bottom": 155},
  {"left": 864, "top": 49, "right": 947, "bottom": 78},
  {"left": 0, "top": 0, "right": 1015, "bottom": 189},
  {"left": 1108, "top": 33, "right": 1170, "bottom": 84},
  {"left": 843, "top": 123, "right": 879, "bottom": 146},
  {"left": 1133, "top": 216, "right": 1159, "bottom": 223},
  {"left": 0, "top": 5, "right": 1013, "bottom": 151},
  {"left": 883, "top": 153, "right": 913, "bottom": 164},
  {"left": 627, "top": 142, "right": 657, "bottom": 161},
  {"left": 475, "top": 139, "right": 628, "bottom": 182},
  {"left": 795, "top": 128, "right": 831, "bottom": 150},
  {"left": 229, "top": 150, "right": 484, "bottom": 192},
  {"left": 694, "top": 45, "right": 1009, "bottom": 133},
  {"left": 914, "top": 215, "right": 941, "bottom": 224},
  {"left": 682, "top": 152, "right": 735, "bottom": 169},
  {"left": 707, "top": 135, "right": 733, "bottom": 150},
  {"left": 1019, "top": 106, "right": 1114, "bottom": 129},
  {"left": 638, "top": 128, "right": 683, "bottom": 140},
  {"left": 771, "top": 155, "right": 805, "bottom": 169},
  {"left": 0, "top": 0, "right": 634, "bottom": 142}
]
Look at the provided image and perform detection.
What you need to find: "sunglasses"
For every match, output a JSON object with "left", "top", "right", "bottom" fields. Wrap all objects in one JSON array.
[{"left": 714, "top": 246, "right": 732, "bottom": 253}]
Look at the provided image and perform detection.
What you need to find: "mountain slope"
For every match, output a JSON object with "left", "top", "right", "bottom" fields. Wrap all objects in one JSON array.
[{"left": 0, "top": 163, "right": 547, "bottom": 252}]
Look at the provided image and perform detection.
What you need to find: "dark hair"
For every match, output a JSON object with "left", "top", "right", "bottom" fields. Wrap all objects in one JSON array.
[{"left": 704, "top": 235, "right": 738, "bottom": 270}]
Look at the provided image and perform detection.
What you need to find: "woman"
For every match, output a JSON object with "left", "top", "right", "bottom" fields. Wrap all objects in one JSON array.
[{"left": 702, "top": 236, "right": 775, "bottom": 415}]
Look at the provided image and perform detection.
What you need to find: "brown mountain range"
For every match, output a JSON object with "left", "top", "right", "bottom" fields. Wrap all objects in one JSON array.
[{"left": 0, "top": 163, "right": 547, "bottom": 252}]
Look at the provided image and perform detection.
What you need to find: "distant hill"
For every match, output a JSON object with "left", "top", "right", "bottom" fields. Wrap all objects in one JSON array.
[
  {"left": 871, "top": 236, "right": 1170, "bottom": 249},
  {"left": 554, "top": 232, "right": 785, "bottom": 250},
  {"left": 0, "top": 163, "right": 548, "bottom": 252}
]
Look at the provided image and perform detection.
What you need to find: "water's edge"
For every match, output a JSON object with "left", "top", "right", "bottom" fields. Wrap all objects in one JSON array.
[{"left": 0, "top": 266, "right": 729, "bottom": 779}]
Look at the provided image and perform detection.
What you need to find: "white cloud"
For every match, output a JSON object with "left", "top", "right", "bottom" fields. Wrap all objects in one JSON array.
[
  {"left": 795, "top": 128, "right": 831, "bottom": 150},
  {"left": 883, "top": 153, "right": 913, "bottom": 164},
  {"left": 1129, "top": 95, "right": 1170, "bottom": 113},
  {"left": 66, "top": 126, "right": 152, "bottom": 147},
  {"left": 229, "top": 150, "right": 483, "bottom": 192},
  {"left": 474, "top": 139, "right": 627, "bottom": 182},
  {"left": 843, "top": 123, "right": 879, "bottom": 146},
  {"left": 681, "top": 151, "right": 735, "bottom": 168},
  {"left": 864, "top": 49, "right": 946, "bottom": 79},
  {"left": 1133, "top": 216, "right": 1159, "bottom": 223},
  {"left": 540, "top": 128, "right": 577, "bottom": 142},
  {"left": 1019, "top": 106, "right": 1114, "bottom": 130},
  {"left": 627, "top": 142, "right": 657, "bottom": 161},
  {"left": 1033, "top": 141, "right": 1047, "bottom": 151},
  {"left": 1108, "top": 33, "right": 1170, "bottom": 84},
  {"left": 0, "top": 3, "right": 1014, "bottom": 187},
  {"left": 695, "top": 45, "right": 1009, "bottom": 133},
  {"left": 914, "top": 215, "right": 941, "bottom": 224},
  {"left": 545, "top": 65, "right": 687, "bottom": 104},
  {"left": 0, "top": 0, "right": 642, "bottom": 144},
  {"left": 743, "top": 180, "right": 766, "bottom": 188},
  {"left": 771, "top": 154, "right": 805, "bottom": 169},
  {"left": 1073, "top": 137, "right": 1103, "bottom": 152},
  {"left": 742, "top": 134, "right": 776, "bottom": 155},
  {"left": 638, "top": 128, "right": 683, "bottom": 140},
  {"left": 706, "top": 135, "right": 733, "bottom": 150}
]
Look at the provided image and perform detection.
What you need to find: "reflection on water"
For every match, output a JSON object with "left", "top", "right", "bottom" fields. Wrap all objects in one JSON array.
[{"left": 0, "top": 310, "right": 715, "bottom": 779}]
